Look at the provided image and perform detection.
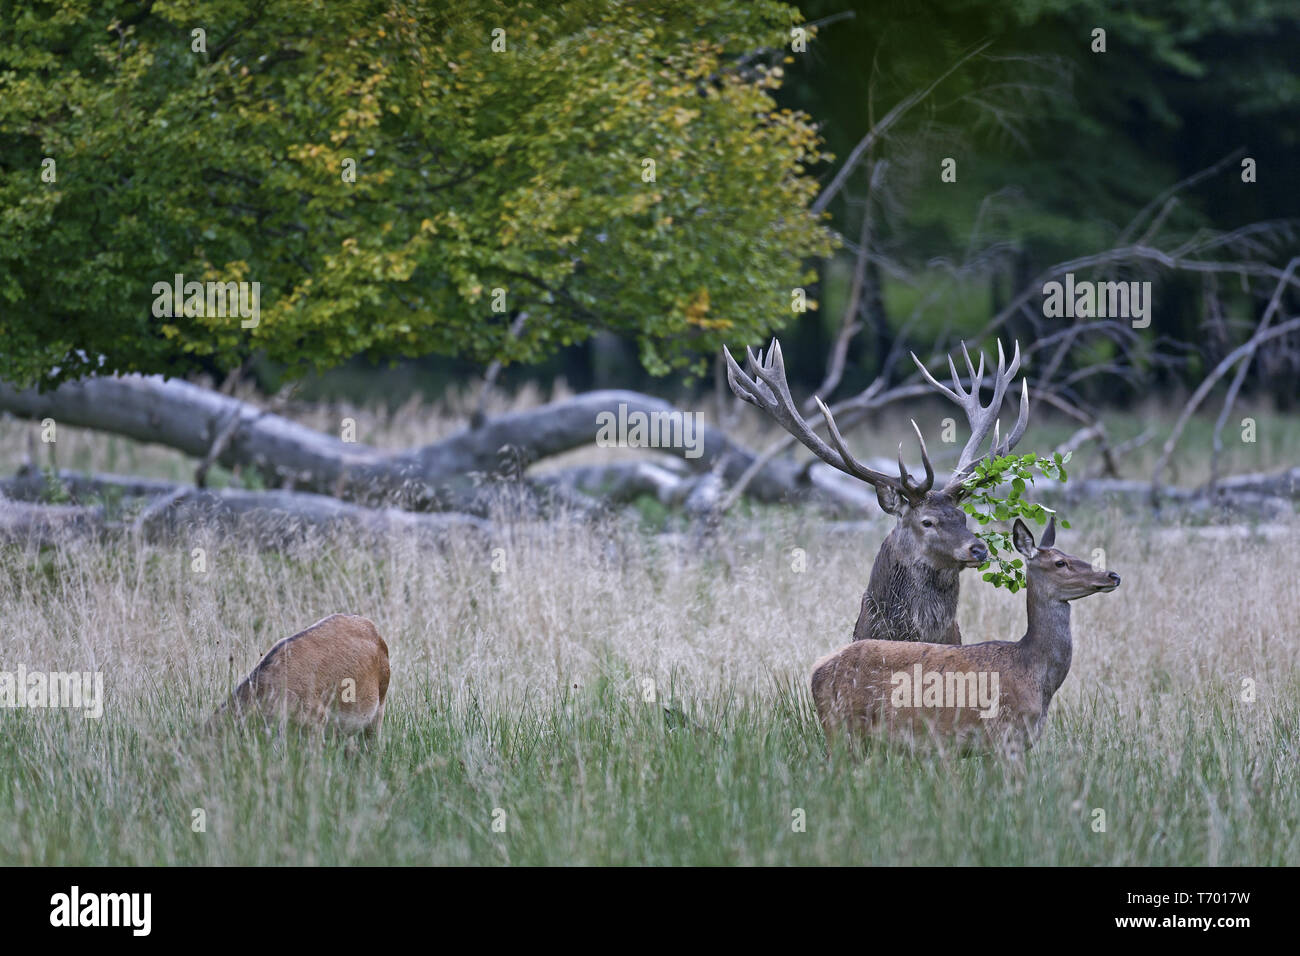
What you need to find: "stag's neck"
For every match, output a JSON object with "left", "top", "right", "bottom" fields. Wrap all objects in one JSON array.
[
  {"left": 862, "top": 535, "right": 960, "bottom": 643},
  {"left": 1020, "top": 592, "right": 1073, "bottom": 698}
]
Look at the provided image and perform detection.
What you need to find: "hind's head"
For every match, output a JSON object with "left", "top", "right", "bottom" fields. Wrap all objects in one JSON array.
[{"left": 1013, "top": 517, "right": 1120, "bottom": 602}]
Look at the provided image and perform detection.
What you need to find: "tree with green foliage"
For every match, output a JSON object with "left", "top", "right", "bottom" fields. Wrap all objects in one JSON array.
[{"left": 0, "top": 0, "right": 834, "bottom": 387}]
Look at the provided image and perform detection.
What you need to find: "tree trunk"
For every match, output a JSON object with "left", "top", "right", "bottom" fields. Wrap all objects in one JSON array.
[
  {"left": 0, "top": 374, "right": 875, "bottom": 514},
  {"left": 0, "top": 484, "right": 490, "bottom": 548}
]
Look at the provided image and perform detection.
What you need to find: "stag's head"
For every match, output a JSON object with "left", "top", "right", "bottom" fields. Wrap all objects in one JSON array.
[
  {"left": 854, "top": 422, "right": 986, "bottom": 569},
  {"left": 881, "top": 488, "right": 988, "bottom": 569},
  {"left": 723, "top": 338, "right": 1030, "bottom": 572},
  {"left": 1013, "top": 517, "right": 1121, "bottom": 601}
]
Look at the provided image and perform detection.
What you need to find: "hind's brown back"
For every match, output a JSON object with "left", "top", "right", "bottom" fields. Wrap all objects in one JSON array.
[{"left": 225, "top": 613, "right": 390, "bottom": 737}]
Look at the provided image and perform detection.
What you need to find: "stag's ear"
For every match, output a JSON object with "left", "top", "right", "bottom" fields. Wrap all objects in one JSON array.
[
  {"left": 876, "top": 485, "right": 907, "bottom": 516},
  {"left": 1012, "top": 518, "right": 1037, "bottom": 558},
  {"left": 1039, "top": 515, "right": 1057, "bottom": 549}
]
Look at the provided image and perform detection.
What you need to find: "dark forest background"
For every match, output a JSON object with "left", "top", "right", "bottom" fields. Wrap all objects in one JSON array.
[{"left": 277, "top": 0, "right": 1300, "bottom": 408}]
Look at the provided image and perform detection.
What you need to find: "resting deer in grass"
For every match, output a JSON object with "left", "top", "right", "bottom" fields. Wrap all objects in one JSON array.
[
  {"left": 811, "top": 517, "right": 1119, "bottom": 756},
  {"left": 207, "top": 614, "right": 390, "bottom": 739},
  {"left": 724, "top": 338, "right": 1028, "bottom": 644}
]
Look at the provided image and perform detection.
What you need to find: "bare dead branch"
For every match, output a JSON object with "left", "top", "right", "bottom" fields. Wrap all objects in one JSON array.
[
  {"left": 812, "top": 40, "right": 992, "bottom": 215},
  {"left": 1208, "top": 257, "right": 1300, "bottom": 489},
  {"left": 1152, "top": 314, "right": 1300, "bottom": 503}
]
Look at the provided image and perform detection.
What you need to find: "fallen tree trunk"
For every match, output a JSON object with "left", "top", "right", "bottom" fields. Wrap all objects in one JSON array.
[
  {"left": 0, "top": 374, "right": 871, "bottom": 513},
  {"left": 534, "top": 461, "right": 696, "bottom": 505},
  {"left": 0, "top": 485, "right": 491, "bottom": 549},
  {"left": 0, "top": 468, "right": 181, "bottom": 502},
  {"left": 4, "top": 462, "right": 1292, "bottom": 552},
  {"left": 0, "top": 501, "right": 107, "bottom": 545},
  {"left": 1211, "top": 466, "right": 1300, "bottom": 499},
  {"left": 6, "top": 374, "right": 1293, "bottom": 523},
  {"left": 1028, "top": 468, "right": 1300, "bottom": 520},
  {"left": 533, "top": 458, "right": 879, "bottom": 513}
]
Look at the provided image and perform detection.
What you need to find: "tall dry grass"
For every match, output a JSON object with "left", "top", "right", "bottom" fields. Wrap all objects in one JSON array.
[
  {"left": 0, "top": 504, "right": 1296, "bottom": 864},
  {"left": 0, "top": 386, "right": 1297, "bottom": 864}
]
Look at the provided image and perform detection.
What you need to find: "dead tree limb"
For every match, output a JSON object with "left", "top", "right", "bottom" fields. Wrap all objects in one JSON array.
[
  {"left": 0, "top": 377, "right": 885, "bottom": 514},
  {"left": 1208, "top": 257, "right": 1300, "bottom": 489},
  {"left": 195, "top": 408, "right": 247, "bottom": 488},
  {"left": 0, "top": 487, "right": 492, "bottom": 549},
  {"left": 813, "top": 40, "right": 992, "bottom": 215},
  {"left": 1152, "top": 315, "right": 1300, "bottom": 503}
]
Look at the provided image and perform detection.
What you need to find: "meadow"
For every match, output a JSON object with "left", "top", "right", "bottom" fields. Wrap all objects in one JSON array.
[{"left": 0, "top": 396, "right": 1297, "bottom": 865}]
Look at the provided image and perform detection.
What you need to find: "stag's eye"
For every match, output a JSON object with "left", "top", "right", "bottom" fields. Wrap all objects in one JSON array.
[
  {"left": 1055, "top": 559, "right": 1066, "bottom": 567},
  {"left": 921, "top": 519, "right": 933, "bottom": 528}
]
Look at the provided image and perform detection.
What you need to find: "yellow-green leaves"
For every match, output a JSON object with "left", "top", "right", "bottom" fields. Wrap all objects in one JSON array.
[{"left": 0, "top": 0, "right": 832, "bottom": 385}]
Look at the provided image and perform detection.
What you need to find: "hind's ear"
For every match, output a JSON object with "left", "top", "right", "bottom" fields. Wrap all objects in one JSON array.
[
  {"left": 1012, "top": 518, "right": 1037, "bottom": 558},
  {"left": 1039, "top": 515, "right": 1057, "bottom": 549},
  {"left": 876, "top": 485, "right": 907, "bottom": 516}
]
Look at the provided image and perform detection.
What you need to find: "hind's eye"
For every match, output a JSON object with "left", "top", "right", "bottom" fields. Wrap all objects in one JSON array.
[
  {"left": 921, "top": 519, "right": 933, "bottom": 528},
  {"left": 1055, "top": 559, "right": 1066, "bottom": 567}
]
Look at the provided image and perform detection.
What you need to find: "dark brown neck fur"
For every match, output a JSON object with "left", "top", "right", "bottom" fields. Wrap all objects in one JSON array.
[{"left": 855, "top": 531, "right": 961, "bottom": 644}]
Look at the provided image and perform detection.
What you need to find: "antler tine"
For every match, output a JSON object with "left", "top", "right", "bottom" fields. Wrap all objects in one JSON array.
[
  {"left": 813, "top": 396, "right": 903, "bottom": 490},
  {"left": 723, "top": 345, "right": 748, "bottom": 393},
  {"left": 910, "top": 419, "right": 935, "bottom": 493},
  {"left": 740, "top": 343, "right": 774, "bottom": 399},
  {"left": 896, "top": 441, "right": 913, "bottom": 489},
  {"left": 723, "top": 345, "right": 766, "bottom": 408},
  {"left": 895, "top": 419, "right": 934, "bottom": 497},
  {"left": 911, "top": 351, "right": 962, "bottom": 404},
  {"left": 986, "top": 339, "right": 1011, "bottom": 414},
  {"left": 1010, "top": 376, "right": 1029, "bottom": 447},
  {"left": 989, "top": 339, "right": 1023, "bottom": 407},
  {"left": 1004, "top": 339, "right": 1022, "bottom": 380},
  {"left": 992, "top": 377, "right": 1030, "bottom": 457},
  {"left": 723, "top": 340, "right": 902, "bottom": 493},
  {"left": 959, "top": 341, "right": 983, "bottom": 397}
]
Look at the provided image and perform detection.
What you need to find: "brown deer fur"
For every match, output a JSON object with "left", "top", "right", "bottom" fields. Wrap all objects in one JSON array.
[
  {"left": 210, "top": 614, "right": 390, "bottom": 738},
  {"left": 812, "top": 518, "right": 1119, "bottom": 756}
]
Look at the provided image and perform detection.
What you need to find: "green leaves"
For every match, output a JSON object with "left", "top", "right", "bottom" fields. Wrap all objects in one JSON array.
[
  {"left": 961, "top": 450, "right": 1072, "bottom": 591},
  {"left": 0, "top": 0, "right": 834, "bottom": 387}
]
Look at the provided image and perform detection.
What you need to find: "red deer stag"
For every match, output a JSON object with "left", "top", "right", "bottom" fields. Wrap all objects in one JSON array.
[
  {"left": 810, "top": 517, "right": 1120, "bottom": 755},
  {"left": 723, "top": 339, "right": 1028, "bottom": 644}
]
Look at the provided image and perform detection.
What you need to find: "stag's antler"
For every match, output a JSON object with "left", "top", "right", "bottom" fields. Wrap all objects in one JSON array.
[
  {"left": 911, "top": 340, "right": 1030, "bottom": 497},
  {"left": 723, "top": 339, "right": 934, "bottom": 502}
]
